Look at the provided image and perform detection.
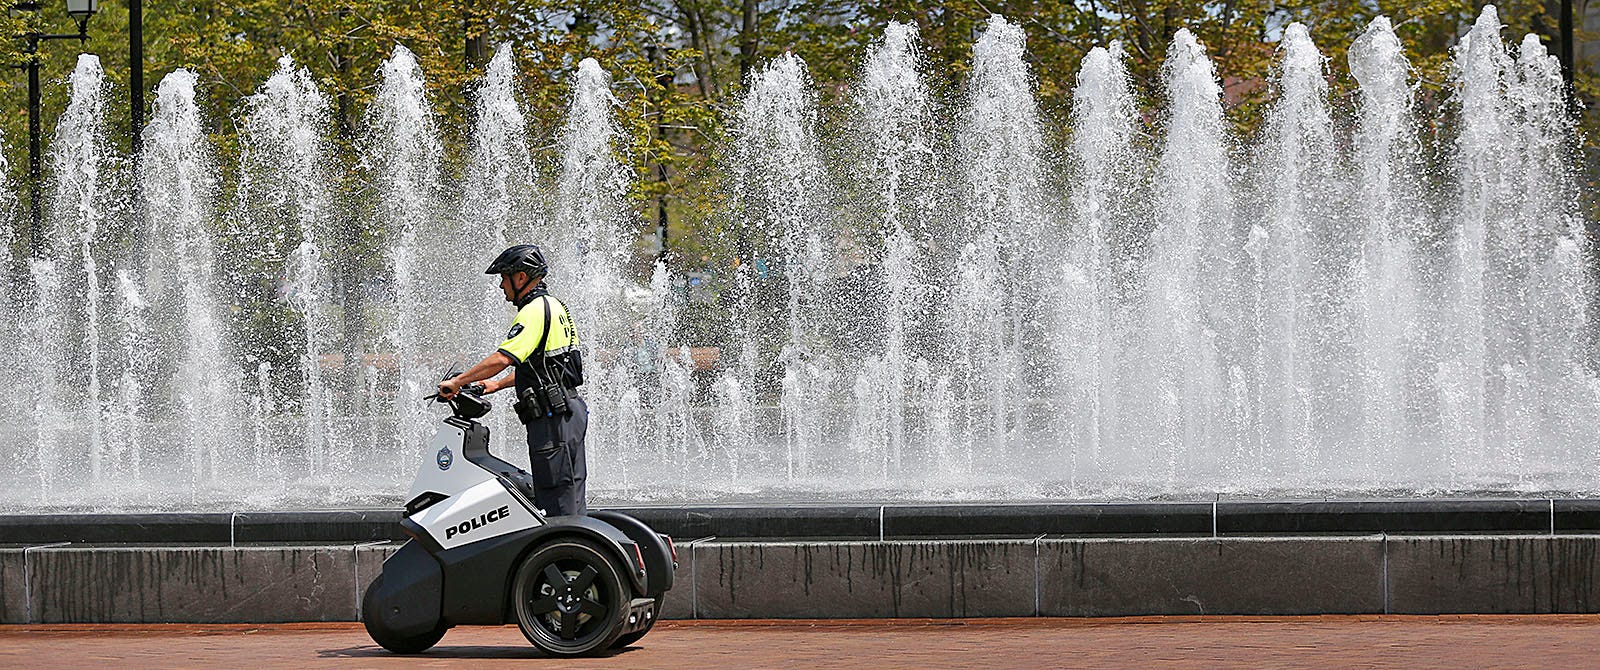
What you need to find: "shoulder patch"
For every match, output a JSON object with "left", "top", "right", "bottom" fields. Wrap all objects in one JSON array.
[{"left": 506, "top": 323, "right": 524, "bottom": 339}]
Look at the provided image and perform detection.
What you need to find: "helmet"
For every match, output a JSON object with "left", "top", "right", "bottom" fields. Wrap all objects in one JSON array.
[{"left": 485, "top": 244, "right": 548, "bottom": 278}]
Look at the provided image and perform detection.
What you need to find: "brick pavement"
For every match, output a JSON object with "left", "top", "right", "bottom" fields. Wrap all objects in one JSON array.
[{"left": 1, "top": 616, "right": 1594, "bottom": 669}]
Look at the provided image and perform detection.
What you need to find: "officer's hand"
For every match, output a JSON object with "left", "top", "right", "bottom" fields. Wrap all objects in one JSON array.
[{"left": 437, "top": 377, "right": 464, "bottom": 400}]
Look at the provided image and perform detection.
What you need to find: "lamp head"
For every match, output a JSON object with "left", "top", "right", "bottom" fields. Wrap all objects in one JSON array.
[{"left": 64, "top": 0, "right": 96, "bottom": 20}]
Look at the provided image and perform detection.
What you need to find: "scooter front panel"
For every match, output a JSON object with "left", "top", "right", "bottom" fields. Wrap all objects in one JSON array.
[
  {"left": 409, "top": 424, "right": 491, "bottom": 501},
  {"left": 411, "top": 478, "right": 543, "bottom": 550}
]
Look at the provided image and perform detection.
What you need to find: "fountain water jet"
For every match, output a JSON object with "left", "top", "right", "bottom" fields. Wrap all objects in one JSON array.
[
  {"left": 1253, "top": 23, "right": 1344, "bottom": 481},
  {"left": 548, "top": 58, "right": 674, "bottom": 487},
  {"left": 44, "top": 55, "right": 112, "bottom": 485},
  {"left": 1503, "top": 31, "right": 1594, "bottom": 479},
  {"left": 459, "top": 48, "right": 539, "bottom": 459},
  {"left": 848, "top": 21, "right": 939, "bottom": 479},
  {"left": 732, "top": 53, "right": 828, "bottom": 479},
  {"left": 140, "top": 68, "right": 245, "bottom": 486},
  {"left": 955, "top": 15, "right": 1050, "bottom": 468},
  {"left": 554, "top": 59, "right": 634, "bottom": 350},
  {"left": 1445, "top": 6, "right": 1517, "bottom": 482},
  {"left": 234, "top": 56, "right": 341, "bottom": 486},
  {"left": 363, "top": 45, "right": 446, "bottom": 467},
  {"left": 1065, "top": 41, "right": 1142, "bottom": 482},
  {"left": 1348, "top": 16, "right": 1428, "bottom": 480},
  {"left": 1143, "top": 30, "right": 1236, "bottom": 486},
  {"left": 0, "top": 124, "right": 20, "bottom": 449},
  {"left": 462, "top": 48, "right": 538, "bottom": 332}
]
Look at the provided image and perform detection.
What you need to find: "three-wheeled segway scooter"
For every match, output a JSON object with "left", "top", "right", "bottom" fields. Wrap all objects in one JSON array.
[{"left": 363, "top": 385, "right": 675, "bottom": 656}]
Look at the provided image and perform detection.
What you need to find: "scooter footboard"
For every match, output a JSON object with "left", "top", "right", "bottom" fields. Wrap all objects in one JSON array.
[{"left": 365, "top": 540, "right": 443, "bottom": 637}]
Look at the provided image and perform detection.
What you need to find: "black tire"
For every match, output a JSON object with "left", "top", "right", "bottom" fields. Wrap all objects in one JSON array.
[
  {"left": 511, "top": 537, "right": 632, "bottom": 657},
  {"left": 362, "top": 575, "right": 446, "bottom": 654},
  {"left": 610, "top": 596, "right": 662, "bottom": 648}
]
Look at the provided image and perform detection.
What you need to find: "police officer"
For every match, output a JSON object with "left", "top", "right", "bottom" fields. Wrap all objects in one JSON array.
[{"left": 436, "top": 244, "right": 589, "bottom": 516}]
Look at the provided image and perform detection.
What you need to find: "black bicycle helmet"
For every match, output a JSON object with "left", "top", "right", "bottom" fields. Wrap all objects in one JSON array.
[{"left": 484, "top": 244, "right": 548, "bottom": 278}]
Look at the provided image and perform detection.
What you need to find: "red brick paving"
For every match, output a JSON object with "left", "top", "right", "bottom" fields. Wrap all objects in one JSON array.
[{"left": 1, "top": 616, "right": 1595, "bottom": 669}]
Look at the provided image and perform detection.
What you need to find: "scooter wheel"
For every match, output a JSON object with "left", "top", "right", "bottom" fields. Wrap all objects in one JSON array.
[
  {"left": 610, "top": 596, "right": 662, "bottom": 648},
  {"left": 361, "top": 575, "right": 446, "bottom": 654},
  {"left": 511, "top": 537, "right": 632, "bottom": 656}
]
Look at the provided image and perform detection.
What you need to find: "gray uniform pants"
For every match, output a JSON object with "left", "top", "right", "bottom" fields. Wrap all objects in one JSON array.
[{"left": 525, "top": 397, "right": 588, "bottom": 516}]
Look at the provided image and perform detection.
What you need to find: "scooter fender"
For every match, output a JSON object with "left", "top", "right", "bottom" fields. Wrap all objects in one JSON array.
[
  {"left": 534, "top": 515, "right": 650, "bottom": 594},
  {"left": 366, "top": 540, "right": 443, "bottom": 638},
  {"left": 589, "top": 510, "right": 675, "bottom": 596}
]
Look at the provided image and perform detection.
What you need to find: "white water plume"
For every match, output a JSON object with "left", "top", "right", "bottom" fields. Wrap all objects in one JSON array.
[
  {"left": 365, "top": 45, "right": 446, "bottom": 464},
  {"left": 848, "top": 21, "right": 938, "bottom": 479},
  {"left": 1144, "top": 29, "right": 1235, "bottom": 485},
  {"left": 141, "top": 68, "right": 245, "bottom": 486},
  {"left": 1065, "top": 41, "right": 1142, "bottom": 481},
  {"left": 45, "top": 55, "right": 112, "bottom": 485},
  {"left": 1349, "top": 16, "right": 1428, "bottom": 479},
  {"left": 1253, "top": 23, "right": 1344, "bottom": 480},
  {"left": 733, "top": 52, "right": 828, "bottom": 479},
  {"left": 554, "top": 58, "right": 633, "bottom": 345},
  {"left": 458, "top": 47, "right": 539, "bottom": 459},
  {"left": 956, "top": 15, "right": 1049, "bottom": 465},
  {"left": 235, "top": 56, "right": 340, "bottom": 483},
  {"left": 463, "top": 48, "right": 538, "bottom": 339}
]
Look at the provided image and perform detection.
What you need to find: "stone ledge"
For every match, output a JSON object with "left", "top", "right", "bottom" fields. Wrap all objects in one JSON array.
[
  {"left": 1217, "top": 500, "right": 1551, "bottom": 534},
  {"left": 883, "top": 503, "right": 1213, "bottom": 537},
  {"left": 4, "top": 500, "right": 1597, "bottom": 544},
  {"left": 1038, "top": 536, "right": 1385, "bottom": 616},
  {"left": 691, "top": 540, "right": 1036, "bottom": 618},
  {"left": 1, "top": 549, "right": 24, "bottom": 623},
  {"left": 3, "top": 535, "right": 1598, "bottom": 623},
  {"left": 26, "top": 545, "right": 360, "bottom": 623},
  {"left": 1386, "top": 535, "right": 1600, "bottom": 614}
]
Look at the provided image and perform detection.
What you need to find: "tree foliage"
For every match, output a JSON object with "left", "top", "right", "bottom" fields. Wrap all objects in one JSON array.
[{"left": 0, "top": 0, "right": 1594, "bottom": 265}]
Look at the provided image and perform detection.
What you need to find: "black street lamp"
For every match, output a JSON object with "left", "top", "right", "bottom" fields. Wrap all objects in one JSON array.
[
  {"left": 10, "top": 0, "right": 98, "bottom": 257},
  {"left": 1559, "top": 0, "right": 1574, "bottom": 87}
]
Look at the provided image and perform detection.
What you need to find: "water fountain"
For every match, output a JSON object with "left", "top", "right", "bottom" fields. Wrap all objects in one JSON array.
[
  {"left": 0, "top": 7, "right": 1595, "bottom": 512},
  {"left": 0, "top": 120, "right": 20, "bottom": 458},
  {"left": 1140, "top": 29, "right": 1237, "bottom": 488},
  {"left": 1064, "top": 42, "right": 1141, "bottom": 483},
  {"left": 363, "top": 45, "right": 446, "bottom": 464},
  {"left": 1252, "top": 23, "right": 1343, "bottom": 482},
  {"left": 731, "top": 52, "right": 829, "bottom": 481},
  {"left": 846, "top": 21, "right": 939, "bottom": 480},
  {"left": 232, "top": 56, "right": 343, "bottom": 491},
  {"left": 462, "top": 48, "right": 538, "bottom": 334},
  {"left": 1348, "top": 16, "right": 1429, "bottom": 479},
  {"left": 459, "top": 48, "right": 540, "bottom": 459},
  {"left": 35, "top": 55, "right": 114, "bottom": 497},
  {"left": 140, "top": 67, "right": 245, "bottom": 489},
  {"left": 954, "top": 16, "right": 1052, "bottom": 474}
]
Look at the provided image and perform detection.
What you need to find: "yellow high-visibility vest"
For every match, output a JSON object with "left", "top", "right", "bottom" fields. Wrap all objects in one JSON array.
[{"left": 496, "top": 294, "right": 578, "bottom": 363}]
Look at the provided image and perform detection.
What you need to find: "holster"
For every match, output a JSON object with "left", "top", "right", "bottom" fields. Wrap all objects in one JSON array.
[
  {"left": 513, "top": 388, "right": 541, "bottom": 425},
  {"left": 513, "top": 377, "right": 575, "bottom": 426}
]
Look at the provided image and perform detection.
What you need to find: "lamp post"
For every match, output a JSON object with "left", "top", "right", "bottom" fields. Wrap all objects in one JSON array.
[
  {"left": 129, "top": 0, "right": 140, "bottom": 155},
  {"left": 10, "top": 0, "right": 98, "bottom": 257},
  {"left": 1559, "top": 0, "right": 1573, "bottom": 87}
]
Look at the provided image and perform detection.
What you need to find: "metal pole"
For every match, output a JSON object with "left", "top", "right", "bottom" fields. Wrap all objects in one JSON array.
[
  {"left": 1560, "top": 0, "right": 1574, "bottom": 87},
  {"left": 130, "top": 0, "right": 143, "bottom": 153},
  {"left": 27, "top": 53, "right": 41, "bottom": 257},
  {"left": 464, "top": 0, "right": 485, "bottom": 67}
]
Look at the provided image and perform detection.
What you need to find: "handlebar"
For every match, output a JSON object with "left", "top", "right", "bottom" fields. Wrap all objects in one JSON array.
[
  {"left": 425, "top": 382, "right": 485, "bottom": 402},
  {"left": 428, "top": 383, "right": 492, "bottom": 420}
]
